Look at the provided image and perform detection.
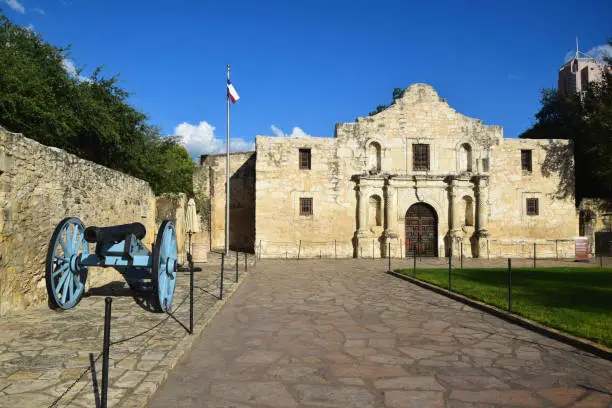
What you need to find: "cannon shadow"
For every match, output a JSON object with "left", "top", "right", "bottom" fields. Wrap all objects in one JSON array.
[{"left": 84, "top": 281, "right": 158, "bottom": 313}]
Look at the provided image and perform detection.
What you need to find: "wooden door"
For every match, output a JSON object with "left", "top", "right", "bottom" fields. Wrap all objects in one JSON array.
[{"left": 405, "top": 203, "right": 437, "bottom": 257}]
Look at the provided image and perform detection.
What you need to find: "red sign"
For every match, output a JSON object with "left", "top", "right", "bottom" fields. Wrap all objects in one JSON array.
[{"left": 575, "top": 237, "right": 589, "bottom": 261}]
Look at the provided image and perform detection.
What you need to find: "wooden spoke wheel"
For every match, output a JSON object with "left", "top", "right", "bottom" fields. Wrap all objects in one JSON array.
[
  {"left": 152, "top": 220, "right": 178, "bottom": 312},
  {"left": 45, "top": 218, "right": 89, "bottom": 310}
]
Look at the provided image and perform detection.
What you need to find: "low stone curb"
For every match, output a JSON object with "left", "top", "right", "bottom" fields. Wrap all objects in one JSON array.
[
  {"left": 117, "top": 269, "right": 251, "bottom": 408},
  {"left": 387, "top": 270, "right": 612, "bottom": 362}
]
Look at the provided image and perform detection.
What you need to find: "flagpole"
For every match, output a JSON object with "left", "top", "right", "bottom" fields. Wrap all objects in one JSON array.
[{"left": 225, "top": 64, "right": 230, "bottom": 256}]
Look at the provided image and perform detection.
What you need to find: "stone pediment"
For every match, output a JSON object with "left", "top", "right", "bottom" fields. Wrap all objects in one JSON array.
[
  {"left": 356, "top": 83, "right": 473, "bottom": 123},
  {"left": 334, "top": 83, "right": 502, "bottom": 150}
]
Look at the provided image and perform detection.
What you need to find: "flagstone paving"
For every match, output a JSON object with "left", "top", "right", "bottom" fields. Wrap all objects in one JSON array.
[
  {"left": 0, "top": 261, "right": 249, "bottom": 408},
  {"left": 149, "top": 259, "right": 612, "bottom": 408}
]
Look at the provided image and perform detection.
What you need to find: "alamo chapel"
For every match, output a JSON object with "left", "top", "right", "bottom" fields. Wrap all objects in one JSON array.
[{"left": 196, "top": 84, "right": 578, "bottom": 259}]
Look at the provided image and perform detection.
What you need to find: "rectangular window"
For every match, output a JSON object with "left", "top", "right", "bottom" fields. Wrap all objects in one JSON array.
[
  {"left": 299, "top": 148, "right": 311, "bottom": 170},
  {"left": 521, "top": 150, "right": 532, "bottom": 173},
  {"left": 300, "top": 198, "right": 313, "bottom": 216},
  {"left": 412, "top": 144, "right": 430, "bottom": 171},
  {"left": 526, "top": 198, "right": 539, "bottom": 216}
]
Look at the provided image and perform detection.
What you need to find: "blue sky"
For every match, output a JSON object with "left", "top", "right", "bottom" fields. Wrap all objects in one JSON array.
[{"left": 3, "top": 0, "right": 611, "bottom": 158}]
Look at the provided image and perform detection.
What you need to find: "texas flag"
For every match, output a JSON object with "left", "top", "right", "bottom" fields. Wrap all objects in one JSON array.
[{"left": 227, "top": 80, "right": 240, "bottom": 103}]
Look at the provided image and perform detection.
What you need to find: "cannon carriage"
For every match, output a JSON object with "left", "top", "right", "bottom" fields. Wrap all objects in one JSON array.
[{"left": 45, "top": 218, "right": 178, "bottom": 312}]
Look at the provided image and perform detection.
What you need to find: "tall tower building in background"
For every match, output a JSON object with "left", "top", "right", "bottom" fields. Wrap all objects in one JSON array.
[{"left": 558, "top": 39, "right": 608, "bottom": 95}]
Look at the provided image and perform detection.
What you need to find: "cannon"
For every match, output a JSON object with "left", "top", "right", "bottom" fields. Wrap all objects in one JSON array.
[{"left": 45, "top": 217, "right": 178, "bottom": 312}]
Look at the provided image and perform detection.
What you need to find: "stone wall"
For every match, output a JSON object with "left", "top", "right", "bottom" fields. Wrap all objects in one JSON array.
[
  {"left": 0, "top": 127, "right": 156, "bottom": 316},
  {"left": 578, "top": 198, "right": 612, "bottom": 255},
  {"left": 487, "top": 138, "right": 577, "bottom": 240},
  {"left": 198, "top": 152, "right": 255, "bottom": 252},
  {"left": 255, "top": 136, "right": 357, "bottom": 258}
]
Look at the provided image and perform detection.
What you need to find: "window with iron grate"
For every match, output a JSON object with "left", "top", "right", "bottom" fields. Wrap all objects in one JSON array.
[
  {"left": 412, "top": 144, "right": 430, "bottom": 171},
  {"left": 521, "top": 150, "right": 532, "bottom": 173},
  {"left": 299, "top": 148, "right": 311, "bottom": 170},
  {"left": 300, "top": 198, "right": 313, "bottom": 216},
  {"left": 526, "top": 198, "right": 539, "bottom": 216}
]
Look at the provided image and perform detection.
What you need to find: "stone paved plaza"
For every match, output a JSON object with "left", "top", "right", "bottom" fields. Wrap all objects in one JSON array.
[
  {"left": 0, "top": 262, "right": 246, "bottom": 408},
  {"left": 150, "top": 259, "right": 612, "bottom": 408}
]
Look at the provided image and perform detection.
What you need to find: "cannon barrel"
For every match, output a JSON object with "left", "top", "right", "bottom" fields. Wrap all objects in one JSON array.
[{"left": 84, "top": 222, "right": 147, "bottom": 243}]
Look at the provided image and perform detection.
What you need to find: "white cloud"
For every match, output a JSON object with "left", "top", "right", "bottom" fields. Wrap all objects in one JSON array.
[
  {"left": 564, "top": 44, "right": 612, "bottom": 63},
  {"left": 24, "top": 23, "right": 34, "bottom": 32},
  {"left": 61, "top": 59, "right": 77, "bottom": 76},
  {"left": 174, "top": 121, "right": 255, "bottom": 158},
  {"left": 61, "top": 58, "right": 91, "bottom": 83},
  {"left": 4, "top": 0, "right": 25, "bottom": 13},
  {"left": 32, "top": 7, "right": 45, "bottom": 14},
  {"left": 585, "top": 44, "right": 612, "bottom": 63},
  {"left": 229, "top": 138, "right": 256, "bottom": 152},
  {"left": 269, "top": 125, "right": 312, "bottom": 138},
  {"left": 271, "top": 125, "right": 284, "bottom": 138},
  {"left": 507, "top": 74, "right": 519, "bottom": 80}
]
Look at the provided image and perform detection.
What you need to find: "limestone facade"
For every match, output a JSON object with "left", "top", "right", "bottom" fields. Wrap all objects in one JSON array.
[
  {"left": 199, "top": 84, "right": 578, "bottom": 259},
  {"left": 577, "top": 198, "right": 612, "bottom": 256},
  {"left": 197, "top": 152, "right": 255, "bottom": 252}
]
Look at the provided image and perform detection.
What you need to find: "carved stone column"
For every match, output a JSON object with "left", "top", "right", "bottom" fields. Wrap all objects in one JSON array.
[
  {"left": 476, "top": 176, "right": 489, "bottom": 258},
  {"left": 384, "top": 178, "right": 398, "bottom": 256},
  {"left": 354, "top": 182, "right": 370, "bottom": 258},
  {"left": 357, "top": 185, "right": 369, "bottom": 235},
  {"left": 448, "top": 178, "right": 462, "bottom": 256}
]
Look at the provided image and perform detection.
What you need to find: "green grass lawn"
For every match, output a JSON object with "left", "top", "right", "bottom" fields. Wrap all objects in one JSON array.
[{"left": 394, "top": 267, "right": 612, "bottom": 348}]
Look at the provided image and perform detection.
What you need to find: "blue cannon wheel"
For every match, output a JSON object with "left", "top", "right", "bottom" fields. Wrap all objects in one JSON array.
[
  {"left": 152, "top": 220, "right": 178, "bottom": 312},
  {"left": 45, "top": 218, "right": 89, "bottom": 310}
]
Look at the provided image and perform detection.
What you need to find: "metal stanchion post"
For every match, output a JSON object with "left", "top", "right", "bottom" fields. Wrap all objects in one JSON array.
[
  {"left": 508, "top": 258, "right": 512, "bottom": 313},
  {"left": 460, "top": 242, "right": 463, "bottom": 270},
  {"left": 372, "top": 239, "right": 374, "bottom": 259},
  {"left": 298, "top": 240, "right": 301, "bottom": 260},
  {"left": 448, "top": 251, "right": 452, "bottom": 291},
  {"left": 236, "top": 251, "right": 239, "bottom": 282},
  {"left": 334, "top": 240, "right": 337, "bottom": 259},
  {"left": 189, "top": 260, "right": 194, "bottom": 334},
  {"left": 533, "top": 242, "right": 536, "bottom": 269},
  {"left": 101, "top": 297, "right": 112, "bottom": 408},
  {"left": 387, "top": 242, "right": 391, "bottom": 273},
  {"left": 220, "top": 253, "right": 225, "bottom": 300},
  {"left": 245, "top": 252, "right": 247, "bottom": 272},
  {"left": 413, "top": 242, "right": 416, "bottom": 278},
  {"left": 188, "top": 231, "right": 194, "bottom": 334}
]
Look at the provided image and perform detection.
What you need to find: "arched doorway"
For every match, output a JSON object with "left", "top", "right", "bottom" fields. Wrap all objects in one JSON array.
[{"left": 405, "top": 203, "right": 438, "bottom": 257}]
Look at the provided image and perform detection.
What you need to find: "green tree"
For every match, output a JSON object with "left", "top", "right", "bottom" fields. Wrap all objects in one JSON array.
[
  {"left": 520, "top": 43, "right": 612, "bottom": 201},
  {"left": 368, "top": 87, "right": 405, "bottom": 116},
  {"left": 0, "top": 12, "right": 195, "bottom": 195}
]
